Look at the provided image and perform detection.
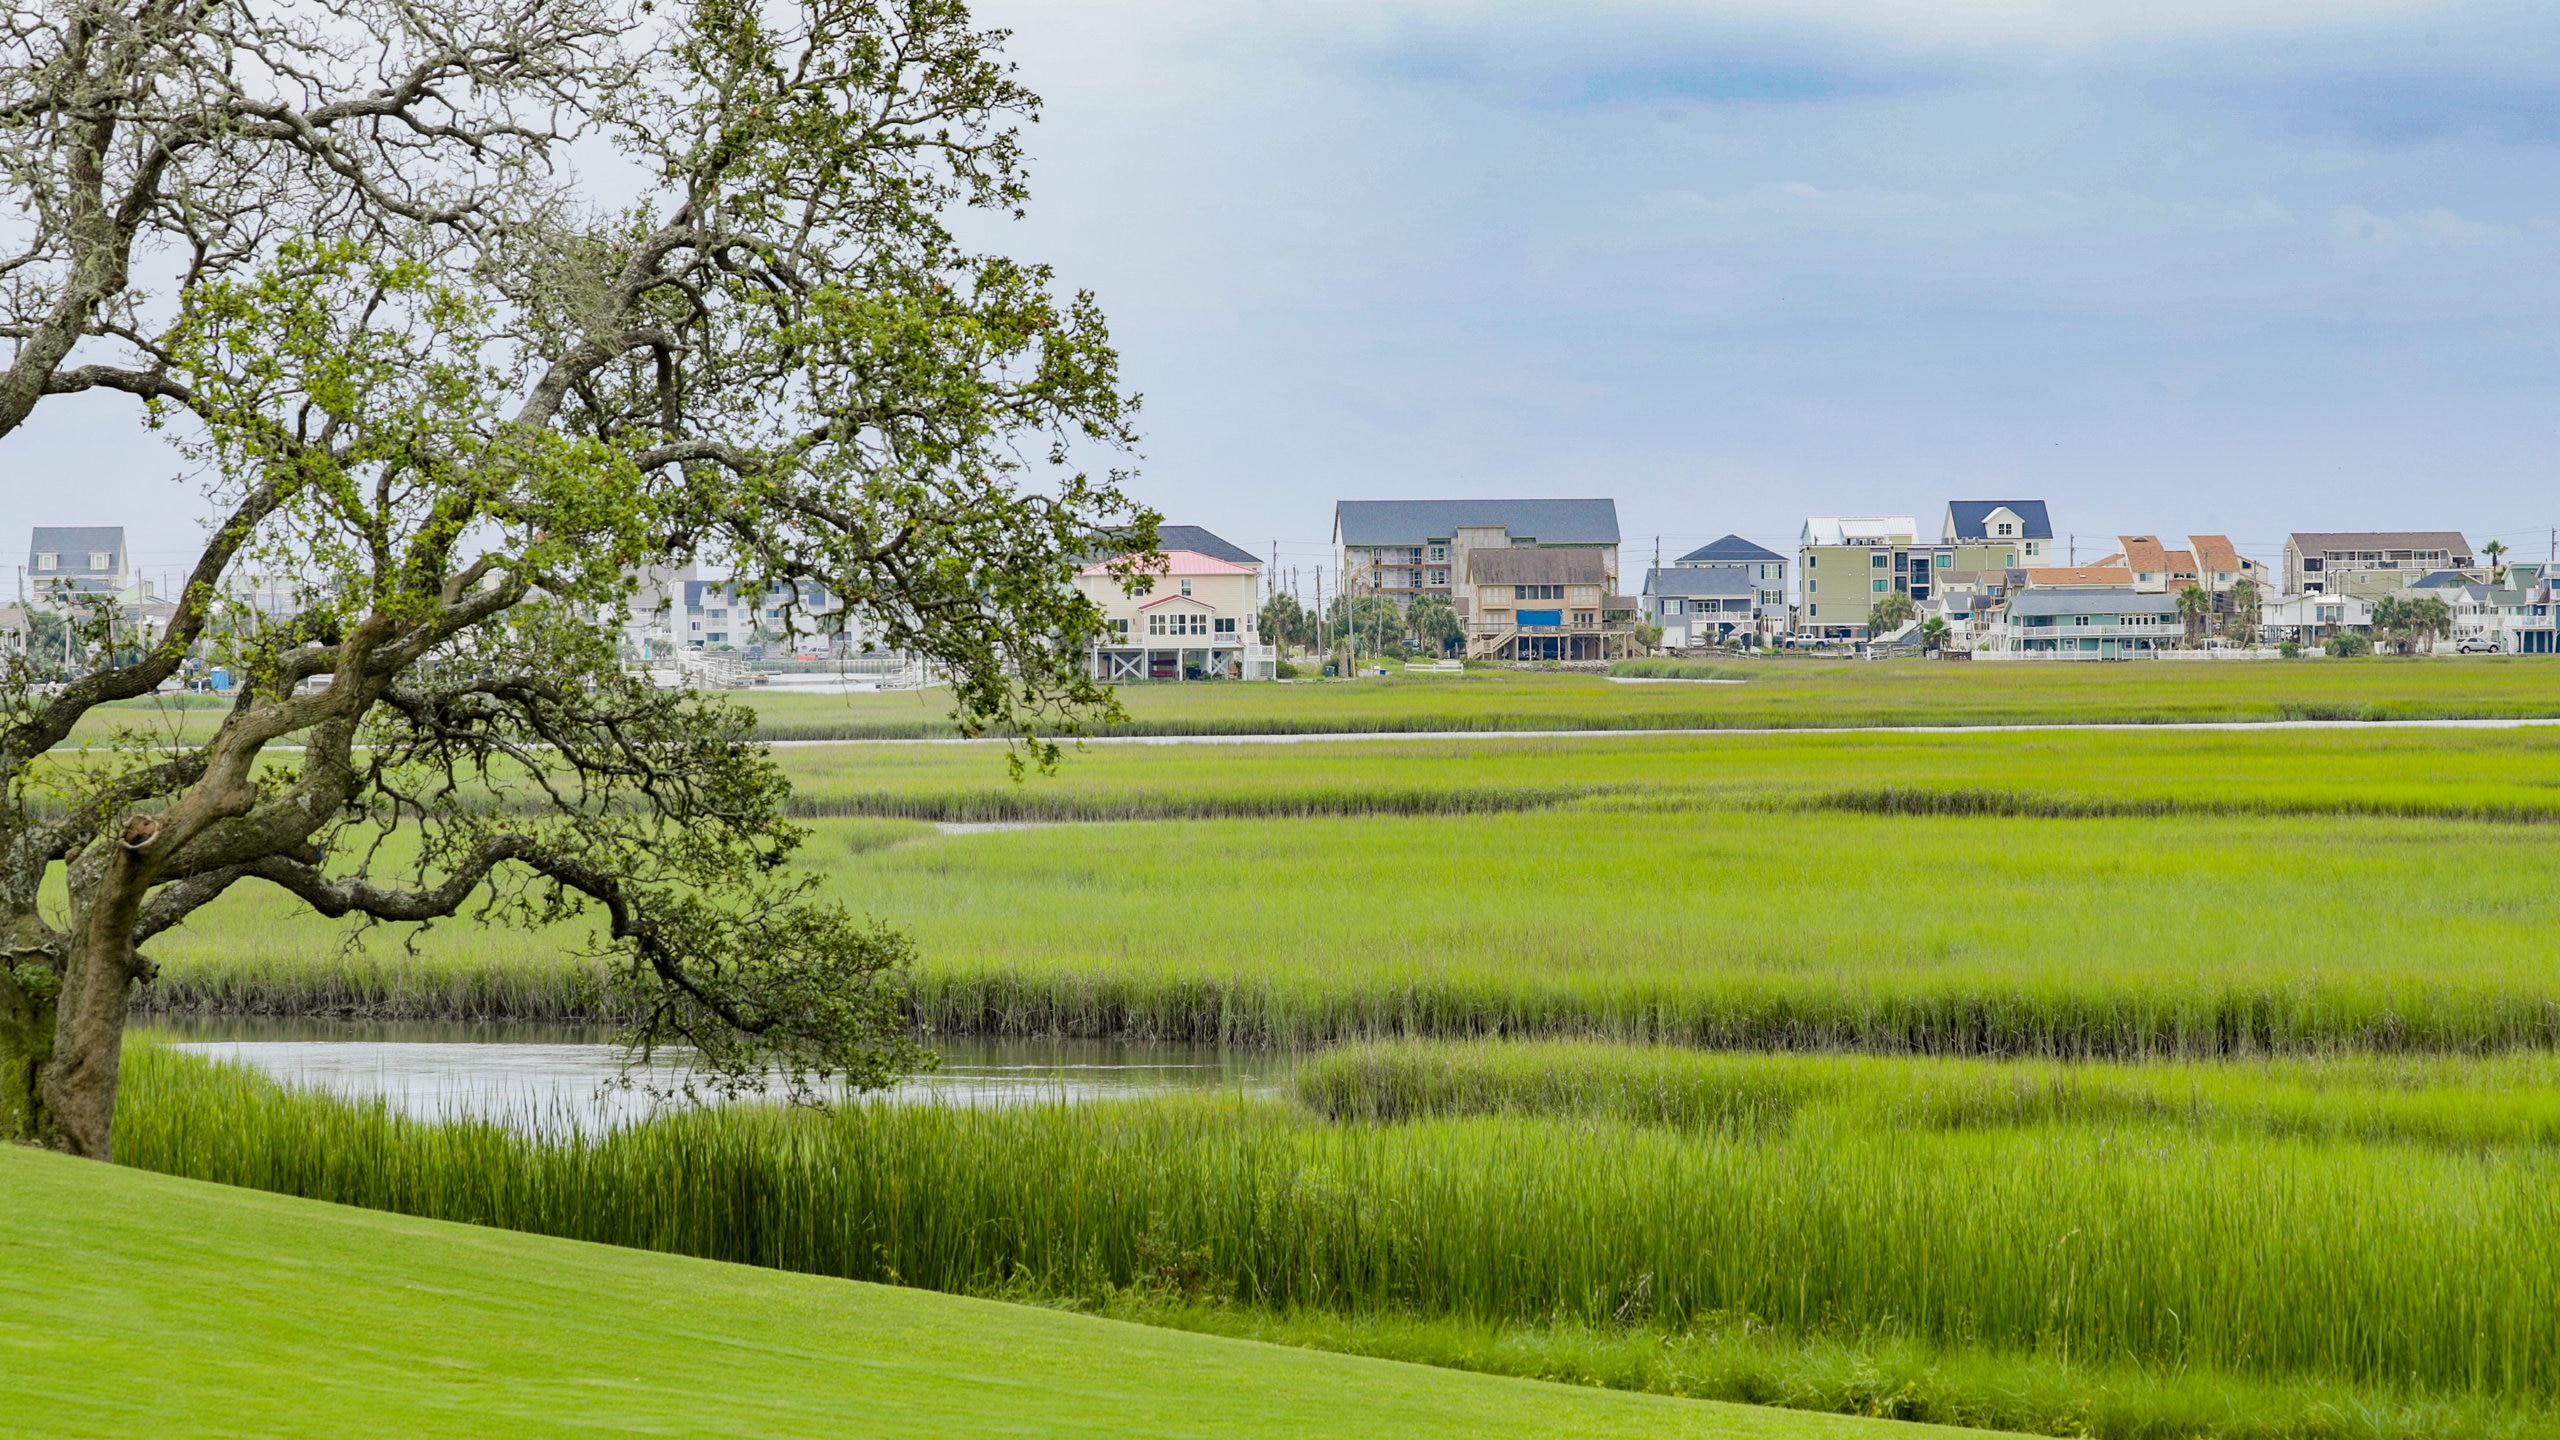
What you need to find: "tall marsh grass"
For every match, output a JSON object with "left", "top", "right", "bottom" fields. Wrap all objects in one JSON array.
[
  {"left": 138, "top": 805, "right": 2560, "bottom": 1054},
  {"left": 1297, "top": 1039, "right": 2560, "bottom": 1149},
  {"left": 739, "top": 659, "right": 2560, "bottom": 739},
  {"left": 772, "top": 726, "right": 2560, "bottom": 823},
  {"left": 115, "top": 1044, "right": 2560, "bottom": 1403}
]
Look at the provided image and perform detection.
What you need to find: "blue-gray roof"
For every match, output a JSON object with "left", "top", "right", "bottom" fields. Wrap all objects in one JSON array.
[
  {"left": 2008, "top": 587, "right": 2176, "bottom": 617},
  {"left": 1677, "top": 534, "right": 1783, "bottom": 564},
  {"left": 1335, "top": 499, "right": 1619, "bottom": 547},
  {"left": 29, "top": 526, "right": 123, "bottom": 563},
  {"left": 1643, "top": 567, "right": 1756, "bottom": 598},
  {"left": 1156, "top": 525, "right": 1258, "bottom": 566},
  {"left": 1944, "top": 501, "right": 2053, "bottom": 542}
]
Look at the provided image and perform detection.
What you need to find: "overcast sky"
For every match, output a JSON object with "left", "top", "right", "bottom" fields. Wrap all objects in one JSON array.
[{"left": 13, "top": 0, "right": 2560, "bottom": 587}]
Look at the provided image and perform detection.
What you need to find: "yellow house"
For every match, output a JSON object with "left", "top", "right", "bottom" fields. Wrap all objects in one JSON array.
[{"left": 1076, "top": 548, "right": 1275, "bottom": 681}]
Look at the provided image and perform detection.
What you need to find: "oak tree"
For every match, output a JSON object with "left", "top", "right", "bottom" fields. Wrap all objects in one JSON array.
[{"left": 0, "top": 0, "right": 1156, "bottom": 1158}]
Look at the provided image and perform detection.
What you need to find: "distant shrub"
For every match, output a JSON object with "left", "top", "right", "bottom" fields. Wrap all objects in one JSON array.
[{"left": 2325, "top": 633, "right": 2373, "bottom": 658}]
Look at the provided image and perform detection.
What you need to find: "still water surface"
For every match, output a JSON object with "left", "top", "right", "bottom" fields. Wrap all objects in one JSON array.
[{"left": 151, "top": 1016, "right": 1283, "bottom": 1133}]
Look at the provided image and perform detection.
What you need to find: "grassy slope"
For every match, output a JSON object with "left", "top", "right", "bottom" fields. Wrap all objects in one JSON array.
[
  {"left": 0, "top": 1145, "right": 1950, "bottom": 1440},
  {"left": 739, "top": 659, "right": 2560, "bottom": 738}
]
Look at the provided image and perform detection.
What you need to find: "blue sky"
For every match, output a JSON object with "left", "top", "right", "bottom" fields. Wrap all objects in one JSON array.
[
  {"left": 973, "top": 0, "right": 2560, "bottom": 580},
  {"left": 14, "top": 0, "right": 2560, "bottom": 587}
]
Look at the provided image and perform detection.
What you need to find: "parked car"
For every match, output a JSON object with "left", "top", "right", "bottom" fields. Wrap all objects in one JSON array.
[{"left": 2455, "top": 638, "right": 2499, "bottom": 654}]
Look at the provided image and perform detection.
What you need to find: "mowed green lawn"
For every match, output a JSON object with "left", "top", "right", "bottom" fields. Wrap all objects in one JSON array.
[{"left": 0, "top": 1145, "right": 1969, "bottom": 1440}]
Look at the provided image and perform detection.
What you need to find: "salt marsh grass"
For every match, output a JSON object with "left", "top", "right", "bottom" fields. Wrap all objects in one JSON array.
[
  {"left": 115, "top": 1044, "right": 2560, "bottom": 1416},
  {"left": 1297, "top": 1039, "right": 2560, "bottom": 1149},
  {"left": 741, "top": 658, "right": 2560, "bottom": 738},
  {"left": 774, "top": 726, "right": 2560, "bottom": 823},
  {"left": 139, "top": 802, "right": 2560, "bottom": 1054}
]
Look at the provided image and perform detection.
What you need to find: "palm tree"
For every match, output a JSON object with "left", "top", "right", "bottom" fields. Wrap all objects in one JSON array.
[
  {"left": 2409, "top": 595, "right": 2453, "bottom": 654},
  {"left": 2175, "top": 584, "right": 2212, "bottom": 647},
  {"left": 1867, "top": 592, "right": 1918, "bottom": 637},
  {"left": 1918, "top": 615, "right": 1950, "bottom": 654},
  {"left": 2370, "top": 595, "right": 2413, "bottom": 655},
  {"left": 2225, "top": 578, "right": 2262, "bottom": 647},
  {"left": 2484, "top": 540, "right": 2509, "bottom": 585}
]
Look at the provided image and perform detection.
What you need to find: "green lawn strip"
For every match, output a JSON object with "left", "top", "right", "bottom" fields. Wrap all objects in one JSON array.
[
  {"left": 740, "top": 659, "right": 2560, "bottom": 738},
  {"left": 0, "top": 1144, "right": 1959, "bottom": 1440},
  {"left": 1099, "top": 1298, "right": 2553, "bottom": 1440}
]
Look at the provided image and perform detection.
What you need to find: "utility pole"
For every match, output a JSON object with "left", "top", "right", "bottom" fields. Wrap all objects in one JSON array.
[{"left": 2069, "top": 534, "right": 2076, "bottom": 566}]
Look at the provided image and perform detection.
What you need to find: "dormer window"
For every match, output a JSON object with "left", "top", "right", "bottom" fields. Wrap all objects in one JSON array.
[
  {"left": 1996, "top": 523, "right": 2015, "bottom": 537},
  {"left": 90, "top": 552, "right": 112, "bottom": 570},
  {"left": 33, "top": 554, "right": 55, "bottom": 571}
]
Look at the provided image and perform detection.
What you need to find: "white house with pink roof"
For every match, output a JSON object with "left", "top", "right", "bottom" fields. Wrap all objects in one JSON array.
[{"left": 1076, "top": 526, "right": 1275, "bottom": 681}]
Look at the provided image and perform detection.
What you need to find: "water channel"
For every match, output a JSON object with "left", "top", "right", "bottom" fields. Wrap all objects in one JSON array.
[{"left": 147, "top": 1016, "right": 1286, "bottom": 1134}]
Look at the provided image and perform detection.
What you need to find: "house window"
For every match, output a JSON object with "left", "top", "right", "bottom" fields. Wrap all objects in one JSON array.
[
  {"left": 89, "top": 552, "right": 112, "bottom": 569},
  {"left": 1180, "top": 578, "right": 1193, "bottom": 597},
  {"left": 1871, "top": 552, "right": 1889, "bottom": 567},
  {"left": 2072, "top": 615, "right": 2091, "bottom": 626},
  {"left": 1872, "top": 579, "right": 1888, "bottom": 593},
  {"left": 1429, "top": 545, "right": 1447, "bottom": 562},
  {"left": 1148, "top": 612, "right": 1209, "bottom": 637},
  {"left": 1429, "top": 570, "right": 1447, "bottom": 586},
  {"left": 33, "top": 554, "right": 54, "bottom": 572},
  {"left": 1110, "top": 619, "right": 1129, "bottom": 639},
  {"left": 707, "top": 632, "right": 727, "bottom": 642},
  {"left": 1512, "top": 584, "right": 1563, "bottom": 600},
  {"left": 1996, "top": 523, "right": 2015, "bottom": 537},
  {"left": 707, "top": 609, "right": 727, "bottom": 619},
  {"left": 1809, "top": 605, "right": 1819, "bottom": 617},
  {"left": 1808, "top": 580, "right": 1818, "bottom": 593},
  {"left": 1214, "top": 617, "right": 1237, "bottom": 634}
]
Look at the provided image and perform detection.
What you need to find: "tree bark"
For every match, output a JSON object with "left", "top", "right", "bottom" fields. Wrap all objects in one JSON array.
[{"left": 35, "top": 834, "right": 156, "bottom": 1160}]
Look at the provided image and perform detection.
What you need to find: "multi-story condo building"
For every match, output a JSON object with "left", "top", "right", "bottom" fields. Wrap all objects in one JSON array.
[
  {"left": 1332, "top": 499, "right": 1619, "bottom": 610},
  {"left": 1797, "top": 516, "right": 1921, "bottom": 640},
  {"left": 2283, "top": 532, "right": 2473, "bottom": 598}
]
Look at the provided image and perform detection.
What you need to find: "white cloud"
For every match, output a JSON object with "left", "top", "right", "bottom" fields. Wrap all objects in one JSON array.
[
  {"left": 1643, "top": 181, "right": 2289, "bottom": 240},
  {"left": 2333, "top": 203, "right": 2519, "bottom": 244}
]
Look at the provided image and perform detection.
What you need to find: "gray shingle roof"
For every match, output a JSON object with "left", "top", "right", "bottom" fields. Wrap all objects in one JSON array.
[
  {"left": 1469, "top": 547, "right": 1609, "bottom": 586},
  {"left": 1155, "top": 525, "right": 1258, "bottom": 566},
  {"left": 1643, "top": 567, "right": 1755, "bottom": 598},
  {"left": 2006, "top": 588, "right": 2178, "bottom": 617},
  {"left": 1676, "top": 534, "right": 1782, "bottom": 564},
  {"left": 1943, "top": 501, "right": 2053, "bottom": 542},
  {"left": 2287, "top": 531, "right": 2472, "bottom": 557},
  {"left": 29, "top": 526, "right": 123, "bottom": 556},
  {"left": 1335, "top": 499, "right": 1618, "bottom": 547}
]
